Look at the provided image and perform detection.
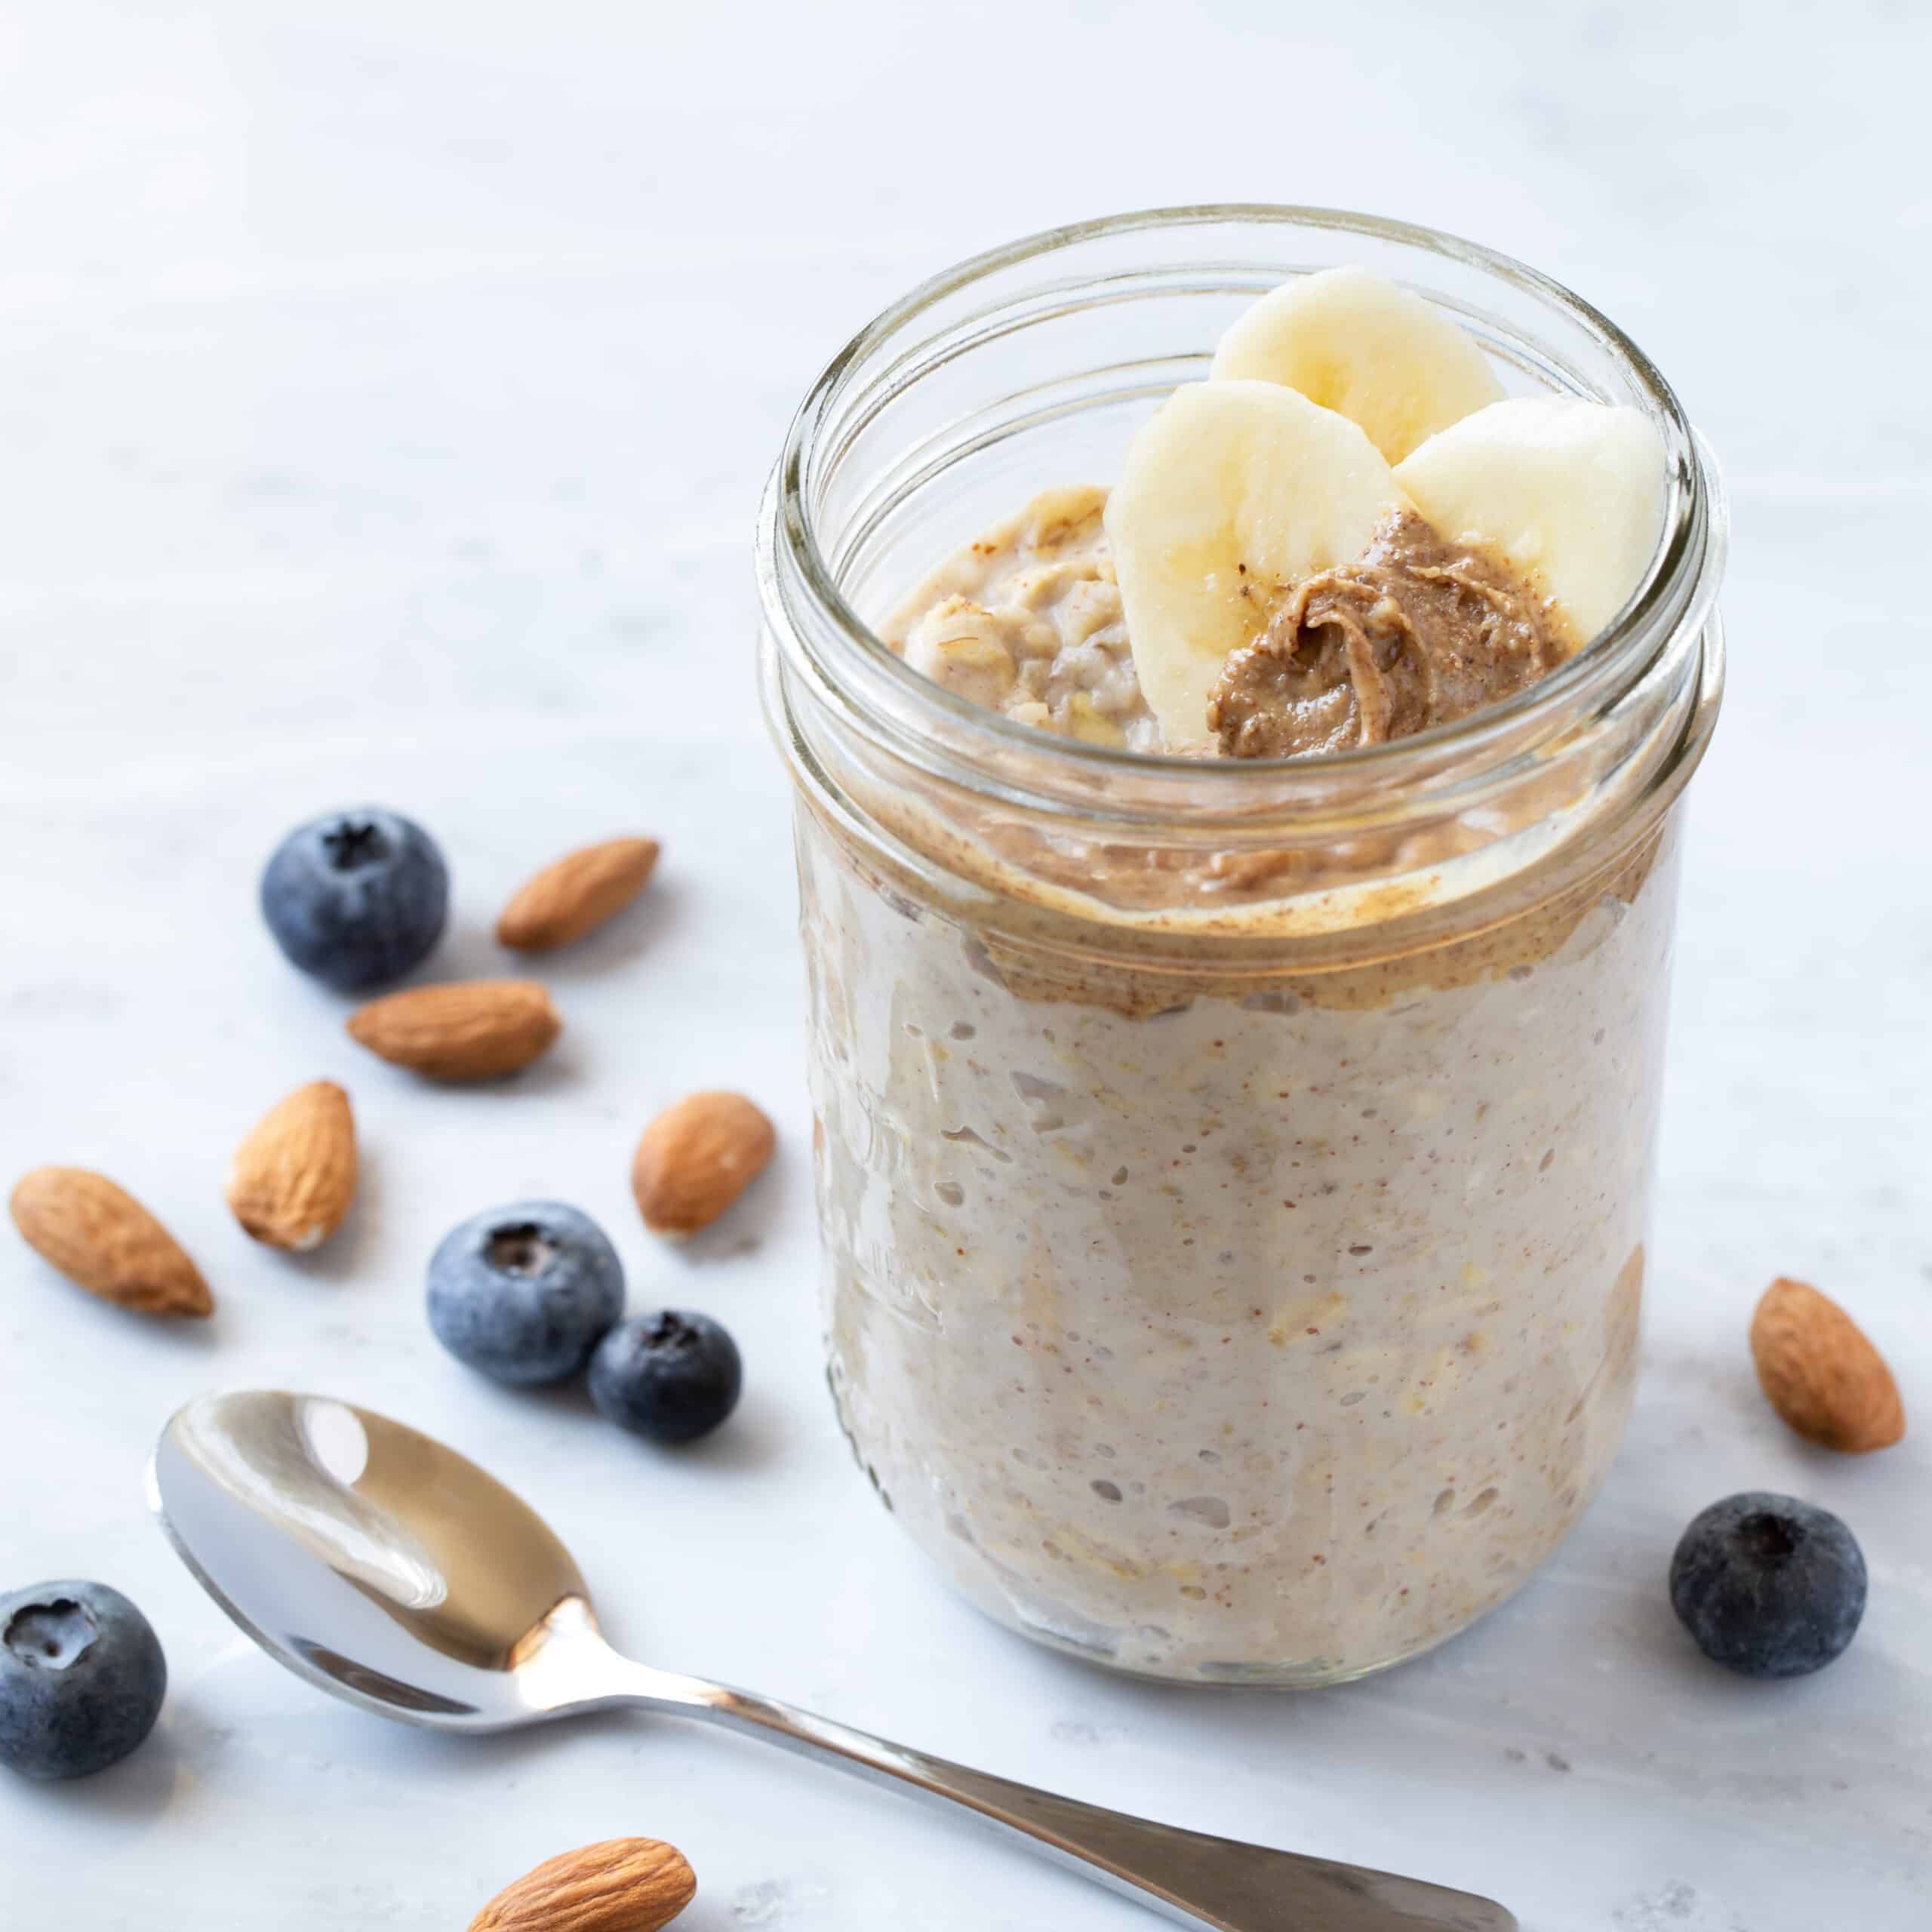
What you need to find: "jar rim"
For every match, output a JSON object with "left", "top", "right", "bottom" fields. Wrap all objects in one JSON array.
[{"left": 762, "top": 203, "right": 1724, "bottom": 816}]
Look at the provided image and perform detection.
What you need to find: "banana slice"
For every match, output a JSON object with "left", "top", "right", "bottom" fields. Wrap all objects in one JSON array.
[
  {"left": 1393, "top": 397, "right": 1666, "bottom": 643},
  {"left": 1211, "top": 266, "right": 1505, "bottom": 464},
  {"left": 1105, "top": 380, "right": 1407, "bottom": 750}
]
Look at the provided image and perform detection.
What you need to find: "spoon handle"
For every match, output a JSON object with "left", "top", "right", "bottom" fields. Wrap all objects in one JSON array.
[{"left": 634, "top": 1672, "right": 1512, "bottom": 1931}]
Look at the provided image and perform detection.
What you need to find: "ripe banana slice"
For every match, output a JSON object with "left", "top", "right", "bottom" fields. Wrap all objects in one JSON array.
[
  {"left": 1210, "top": 266, "right": 1504, "bottom": 464},
  {"left": 1394, "top": 397, "right": 1666, "bottom": 644},
  {"left": 1105, "top": 380, "right": 1407, "bottom": 750}
]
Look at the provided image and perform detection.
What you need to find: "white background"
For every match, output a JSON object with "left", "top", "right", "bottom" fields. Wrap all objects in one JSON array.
[{"left": 2, "top": 3, "right": 1928, "bottom": 1927}]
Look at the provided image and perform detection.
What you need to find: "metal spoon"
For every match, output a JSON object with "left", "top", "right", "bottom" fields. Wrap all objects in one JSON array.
[{"left": 148, "top": 1389, "right": 1514, "bottom": 1932}]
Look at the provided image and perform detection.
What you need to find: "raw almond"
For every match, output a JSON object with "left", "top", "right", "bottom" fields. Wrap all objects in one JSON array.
[
  {"left": 1750, "top": 1275, "right": 1904, "bottom": 1454},
  {"left": 468, "top": 1837, "right": 695, "bottom": 1932},
  {"left": 226, "top": 1080, "right": 357, "bottom": 1251},
  {"left": 497, "top": 837, "right": 660, "bottom": 952},
  {"left": 10, "top": 1168, "right": 213, "bottom": 1316},
  {"left": 632, "top": 1091, "right": 775, "bottom": 1238},
  {"left": 346, "top": 980, "right": 561, "bottom": 1081}
]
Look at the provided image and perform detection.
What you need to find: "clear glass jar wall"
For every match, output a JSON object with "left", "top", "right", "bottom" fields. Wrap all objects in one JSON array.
[{"left": 759, "top": 208, "right": 1726, "bottom": 1684}]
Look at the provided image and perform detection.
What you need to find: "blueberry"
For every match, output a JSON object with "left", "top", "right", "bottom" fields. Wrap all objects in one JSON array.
[
  {"left": 260, "top": 806, "right": 448, "bottom": 992},
  {"left": 1669, "top": 1491, "right": 1866, "bottom": 1679},
  {"left": 589, "top": 1310, "right": 742, "bottom": 1443},
  {"left": 0, "top": 1582, "right": 166, "bottom": 1780},
  {"left": 426, "top": 1201, "right": 624, "bottom": 1385}
]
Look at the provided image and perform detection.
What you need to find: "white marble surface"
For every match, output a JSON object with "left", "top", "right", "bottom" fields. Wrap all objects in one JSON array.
[{"left": 2, "top": 2, "right": 1929, "bottom": 1925}]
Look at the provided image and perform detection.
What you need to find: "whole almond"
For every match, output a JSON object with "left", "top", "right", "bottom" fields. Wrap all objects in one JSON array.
[
  {"left": 1750, "top": 1275, "right": 1904, "bottom": 1454},
  {"left": 468, "top": 1837, "right": 695, "bottom": 1932},
  {"left": 346, "top": 980, "right": 561, "bottom": 1081},
  {"left": 497, "top": 837, "right": 660, "bottom": 952},
  {"left": 632, "top": 1091, "right": 775, "bottom": 1238},
  {"left": 10, "top": 1168, "right": 213, "bottom": 1316},
  {"left": 226, "top": 1081, "right": 357, "bottom": 1251}
]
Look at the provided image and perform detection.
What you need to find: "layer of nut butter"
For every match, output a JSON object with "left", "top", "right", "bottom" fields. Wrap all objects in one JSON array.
[{"left": 817, "top": 783, "right": 1672, "bottom": 1016}]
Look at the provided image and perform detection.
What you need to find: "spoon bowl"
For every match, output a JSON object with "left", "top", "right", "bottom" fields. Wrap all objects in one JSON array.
[
  {"left": 151, "top": 1390, "right": 1515, "bottom": 1932},
  {"left": 150, "top": 1389, "right": 597, "bottom": 1729}
]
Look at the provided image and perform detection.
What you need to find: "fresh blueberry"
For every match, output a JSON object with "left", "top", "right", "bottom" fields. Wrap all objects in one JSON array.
[
  {"left": 1669, "top": 1491, "right": 1866, "bottom": 1679},
  {"left": 427, "top": 1201, "right": 624, "bottom": 1385},
  {"left": 589, "top": 1310, "right": 742, "bottom": 1444},
  {"left": 260, "top": 806, "right": 449, "bottom": 992},
  {"left": 0, "top": 1581, "right": 167, "bottom": 1780}
]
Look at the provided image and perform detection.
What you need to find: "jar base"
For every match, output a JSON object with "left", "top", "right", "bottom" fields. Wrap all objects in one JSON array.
[{"left": 928, "top": 1533, "right": 1564, "bottom": 1688}]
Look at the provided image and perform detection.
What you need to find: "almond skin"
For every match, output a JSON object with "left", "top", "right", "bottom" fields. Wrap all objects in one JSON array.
[
  {"left": 497, "top": 837, "right": 660, "bottom": 952},
  {"left": 10, "top": 1168, "right": 213, "bottom": 1316},
  {"left": 346, "top": 980, "right": 561, "bottom": 1081},
  {"left": 225, "top": 1080, "right": 357, "bottom": 1252},
  {"left": 632, "top": 1091, "right": 775, "bottom": 1238},
  {"left": 1750, "top": 1275, "right": 1904, "bottom": 1454},
  {"left": 468, "top": 1837, "right": 695, "bottom": 1932}
]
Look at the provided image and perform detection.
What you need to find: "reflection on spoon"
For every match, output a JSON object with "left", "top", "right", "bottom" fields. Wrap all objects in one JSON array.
[
  {"left": 162, "top": 1390, "right": 583, "bottom": 1672},
  {"left": 174, "top": 1395, "right": 441, "bottom": 1605}
]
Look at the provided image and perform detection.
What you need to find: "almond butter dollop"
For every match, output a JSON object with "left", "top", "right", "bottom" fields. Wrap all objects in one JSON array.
[{"left": 1207, "top": 507, "right": 1577, "bottom": 758}]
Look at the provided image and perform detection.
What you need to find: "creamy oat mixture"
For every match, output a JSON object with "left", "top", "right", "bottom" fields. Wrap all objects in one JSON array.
[
  {"left": 890, "top": 488, "right": 1161, "bottom": 752},
  {"left": 805, "top": 801, "right": 1668, "bottom": 1678}
]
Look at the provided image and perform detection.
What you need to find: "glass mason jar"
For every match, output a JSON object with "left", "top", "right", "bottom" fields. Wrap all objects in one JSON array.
[{"left": 758, "top": 208, "right": 1725, "bottom": 1686}]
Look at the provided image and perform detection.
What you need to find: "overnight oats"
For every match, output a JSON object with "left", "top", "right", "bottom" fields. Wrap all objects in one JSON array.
[{"left": 759, "top": 211, "right": 1726, "bottom": 1684}]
